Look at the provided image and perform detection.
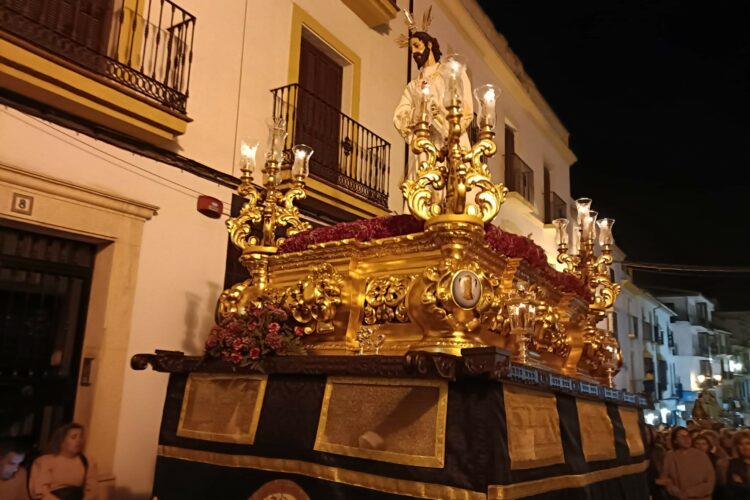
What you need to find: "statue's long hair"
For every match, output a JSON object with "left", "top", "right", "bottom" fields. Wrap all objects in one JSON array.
[{"left": 410, "top": 31, "right": 442, "bottom": 63}]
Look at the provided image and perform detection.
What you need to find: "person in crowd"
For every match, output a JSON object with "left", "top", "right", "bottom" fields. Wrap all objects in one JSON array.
[
  {"left": 693, "top": 433, "right": 727, "bottom": 499},
  {"left": 29, "top": 423, "right": 98, "bottom": 500},
  {"left": 661, "top": 429, "right": 673, "bottom": 451},
  {"left": 725, "top": 429, "right": 750, "bottom": 500},
  {"left": 646, "top": 425, "right": 669, "bottom": 500},
  {"left": 720, "top": 428, "right": 736, "bottom": 458},
  {"left": 702, "top": 430, "right": 729, "bottom": 458},
  {"left": 658, "top": 426, "right": 715, "bottom": 500},
  {"left": 0, "top": 440, "right": 30, "bottom": 500}
]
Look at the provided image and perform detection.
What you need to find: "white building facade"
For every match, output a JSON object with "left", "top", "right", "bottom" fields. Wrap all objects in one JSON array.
[{"left": 0, "top": 0, "right": 578, "bottom": 497}]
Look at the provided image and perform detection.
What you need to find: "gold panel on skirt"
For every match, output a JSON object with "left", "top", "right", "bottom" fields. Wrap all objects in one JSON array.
[
  {"left": 488, "top": 460, "right": 649, "bottom": 499},
  {"left": 313, "top": 377, "right": 448, "bottom": 467},
  {"left": 618, "top": 406, "right": 645, "bottom": 456},
  {"left": 576, "top": 399, "right": 616, "bottom": 462},
  {"left": 177, "top": 373, "right": 267, "bottom": 444},
  {"left": 504, "top": 384, "right": 565, "bottom": 470}
]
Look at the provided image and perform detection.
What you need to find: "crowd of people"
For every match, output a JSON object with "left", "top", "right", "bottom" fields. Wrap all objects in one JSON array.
[
  {"left": 0, "top": 423, "right": 97, "bottom": 500},
  {"left": 2, "top": 419, "right": 750, "bottom": 499},
  {"left": 648, "top": 421, "right": 750, "bottom": 500}
]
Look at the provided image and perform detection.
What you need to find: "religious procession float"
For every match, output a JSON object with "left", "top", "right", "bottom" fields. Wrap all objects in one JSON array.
[{"left": 132, "top": 9, "right": 649, "bottom": 500}]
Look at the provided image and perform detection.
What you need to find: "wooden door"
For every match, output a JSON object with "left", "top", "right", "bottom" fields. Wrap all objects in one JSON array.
[{"left": 297, "top": 37, "right": 343, "bottom": 183}]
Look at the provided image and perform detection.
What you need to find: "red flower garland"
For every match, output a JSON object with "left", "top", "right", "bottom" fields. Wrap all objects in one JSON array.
[{"left": 278, "top": 214, "right": 590, "bottom": 300}]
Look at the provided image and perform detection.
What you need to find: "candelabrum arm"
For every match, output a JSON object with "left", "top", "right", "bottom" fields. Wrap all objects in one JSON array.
[
  {"left": 466, "top": 136, "right": 496, "bottom": 176},
  {"left": 411, "top": 133, "right": 439, "bottom": 172},
  {"left": 461, "top": 131, "right": 506, "bottom": 222},
  {"left": 403, "top": 128, "right": 447, "bottom": 221},
  {"left": 587, "top": 249, "right": 620, "bottom": 310},
  {"left": 227, "top": 196, "right": 263, "bottom": 251},
  {"left": 595, "top": 251, "right": 614, "bottom": 274},
  {"left": 556, "top": 251, "right": 581, "bottom": 277},
  {"left": 277, "top": 182, "right": 312, "bottom": 241}
]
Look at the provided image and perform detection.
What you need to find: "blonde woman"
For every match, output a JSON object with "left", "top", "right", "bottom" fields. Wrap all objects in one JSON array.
[
  {"left": 29, "top": 423, "right": 98, "bottom": 500},
  {"left": 659, "top": 426, "right": 715, "bottom": 500}
]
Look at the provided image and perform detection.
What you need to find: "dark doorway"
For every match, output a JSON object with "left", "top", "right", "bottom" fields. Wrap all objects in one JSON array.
[
  {"left": 297, "top": 36, "right": 343, "bottom": 183},
  {"left": 0, "top": 224, "right": 95, "bottom": 452}
]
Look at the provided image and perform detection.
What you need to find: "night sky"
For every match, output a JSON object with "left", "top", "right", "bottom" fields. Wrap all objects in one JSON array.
[{"left": 477, "top": 0, "right": 750, "bottom": 310}]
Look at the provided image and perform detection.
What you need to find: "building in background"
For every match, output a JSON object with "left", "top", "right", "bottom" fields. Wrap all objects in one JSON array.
[
  {"left": 0, "top": 0, "right": 577, "bottom": 496},
  {"left": 654, "top": 292, "right": 730, "bottom": 424},
  {"left": 713, "top": 311, "right": 750, "bottom": 425},
  {"left": 611, "top": 258, "right": 679, "bottom": 424},
  {"left": 611, "top": 275, "right": 746, "bottom": 426}
]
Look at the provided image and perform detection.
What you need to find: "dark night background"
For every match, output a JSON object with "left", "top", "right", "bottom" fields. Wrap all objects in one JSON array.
[{"left": 478, "top": 0, "right": 750, "bottom": 310}]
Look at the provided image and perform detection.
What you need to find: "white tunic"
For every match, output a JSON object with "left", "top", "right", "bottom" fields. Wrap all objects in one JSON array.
[{"left": 393, "top": 63, "right": 475, "bottom": 211}]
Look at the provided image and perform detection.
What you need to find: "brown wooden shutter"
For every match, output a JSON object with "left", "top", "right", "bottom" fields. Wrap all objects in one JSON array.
[
  {"left": 504, "top": 126, "right": 515, "bottom": 187},
  {"left": 297, "top": 38, "right": 344, "bottom": 182}
]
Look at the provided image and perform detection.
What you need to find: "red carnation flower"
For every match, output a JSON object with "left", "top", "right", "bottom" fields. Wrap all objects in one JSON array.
[
  {"left": 249, "top": 347, "right": 261, "bottom": 360},
  {"left": 267, "top": 322, "right": 281, "bottom": 334},
  {"left": 265, "top": 331, "right": 284, "bottom": 351},
  {"left": 294, "top": 326, "right": 305, "bottom": 337}
]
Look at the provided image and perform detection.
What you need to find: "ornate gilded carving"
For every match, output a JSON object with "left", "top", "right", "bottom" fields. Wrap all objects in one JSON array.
[
  {"left": 418, "top": 251, "right": 499, "bottom": 340},
  {"left": 227, "top": 199, "right": 263, "bottom": 251},
  {"left": 363, "top": 276, "right": 414, "bottom": 325},
  {"left": 403, "top": 119, "right": 507, "bottom": 223},
  {"left": 530, "top": 292, "right": 571, "bottom": 360},
  {"left": 488, "top": 283, "right": 571, "bottom": 366},
  {"left": 554, "top": 204, "right": 623, "bottom": 386},
  {"left": 404, "top": 351, "right": 458, "bottom": 380},
  {"left": 276, "top": 182, "right": 312, "bottom": 240},
  {"left": 216, "top": 279, "right": 253, "bottom": 321},
  {"left": 580, "top": 324, "right": 622, "bottom": 387},
  {"left": 284, "top": 263, "right": 344, "bottom": 335}
]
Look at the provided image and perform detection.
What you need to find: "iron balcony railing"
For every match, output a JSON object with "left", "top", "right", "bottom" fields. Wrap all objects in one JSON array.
[
  {"left": 544, "top": 191, "right": 567, "bottom": 223},
  {"left": 271, "top": 83, "right": 391, "bottom": 209},
  {"left": 0, "top": 0, "right": 195, "bottom": 114},
  {"left": 506, "top": 153, "right": 534, "bottom": 203}
]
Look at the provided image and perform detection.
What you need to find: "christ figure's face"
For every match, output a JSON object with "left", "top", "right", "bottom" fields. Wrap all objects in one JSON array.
[{"left": 410, "top": 37, "right": 432, "bottom": 69}]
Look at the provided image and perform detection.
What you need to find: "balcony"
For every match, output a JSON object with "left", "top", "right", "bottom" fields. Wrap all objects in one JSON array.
[
  {"left": 505, "top": 153, "right": 534, "bottom": 204},
  {"left": 272, "top": 83, "right": 391, "bottom": 210},
  {"left": 0, "top": 0, "right": 195, "bottom": 143},
  {"left": 340, "top": 0, "right": 399, "bottom": 29},
  {"left": 544, "top": 191, "right": 567, "bottom": 224}
]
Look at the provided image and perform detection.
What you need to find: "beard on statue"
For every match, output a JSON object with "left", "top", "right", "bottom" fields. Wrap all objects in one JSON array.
[{"left": 413, "top": 49, "right": 430, "bottom": 69}]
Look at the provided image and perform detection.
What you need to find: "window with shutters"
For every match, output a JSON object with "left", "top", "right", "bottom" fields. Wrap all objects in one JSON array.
[
  {"left": 505, "top": 129, "right": 534, "bottom": 204},
  {"left": 0, "top": 0, "right": 196, "bottom": 115},
  {"left": 657, "top": 360, "right": 668, "bottom": 393}
]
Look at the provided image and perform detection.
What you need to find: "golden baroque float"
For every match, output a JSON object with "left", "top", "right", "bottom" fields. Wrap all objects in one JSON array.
[{"left": 217, "top": 57, "right": 622, "bottom": 387}]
